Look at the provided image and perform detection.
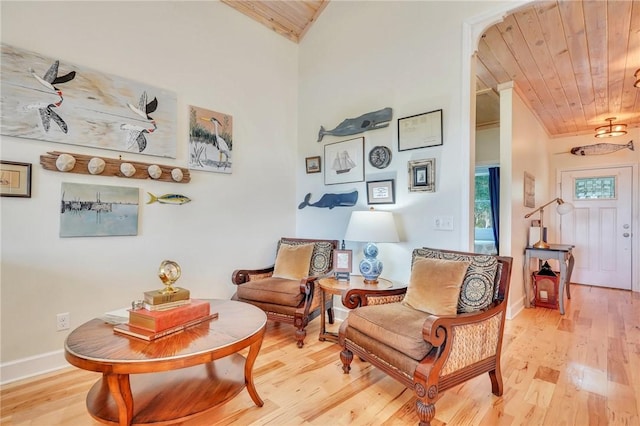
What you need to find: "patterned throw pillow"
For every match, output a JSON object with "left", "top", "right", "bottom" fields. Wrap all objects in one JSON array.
[
  {"left": 412, "top": 248, "right": 498, "bottom": 313},
  {"left": 279, "top": 239, "right": 334, "bottom": 276}
]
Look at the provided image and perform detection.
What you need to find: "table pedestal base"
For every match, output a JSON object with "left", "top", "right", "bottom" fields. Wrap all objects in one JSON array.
[{"left": 87, "top": 355, "right": 256, "bottom": 425}]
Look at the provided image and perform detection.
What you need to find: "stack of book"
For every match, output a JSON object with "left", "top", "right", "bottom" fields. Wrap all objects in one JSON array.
[{"left": 113, "top": 288, "right": 217, "bottom": 341}]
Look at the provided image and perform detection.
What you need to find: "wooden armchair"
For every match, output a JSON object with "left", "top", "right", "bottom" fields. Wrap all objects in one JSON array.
[
  {"left": 232, "top": 237, "right": 338, "bottom": 348},
  {"left": 339, "top": 248, "right": 513, "bottom": 426}
]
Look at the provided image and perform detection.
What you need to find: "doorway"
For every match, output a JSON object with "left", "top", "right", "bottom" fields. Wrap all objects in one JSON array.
[{"left": 560, "top": 166, "right": 633, "bottom": 290}]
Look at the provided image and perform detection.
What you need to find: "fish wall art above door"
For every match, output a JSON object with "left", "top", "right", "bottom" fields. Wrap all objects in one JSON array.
[{"left": 0, "top": 43, "right": 177, "bottom": 158}]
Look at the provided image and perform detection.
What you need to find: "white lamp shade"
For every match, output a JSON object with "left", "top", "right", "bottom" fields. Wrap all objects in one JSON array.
[
  {"left": 344, "top": 210, "right": 399, "bottom": 243},
  {"left": 556, "top": 202, "right": 574, "bottom": 215}
]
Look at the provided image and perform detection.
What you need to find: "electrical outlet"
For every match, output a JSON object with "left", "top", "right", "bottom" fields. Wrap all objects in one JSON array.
[{"left": 56, "top": 312, "right": 70, "bottom": 331}]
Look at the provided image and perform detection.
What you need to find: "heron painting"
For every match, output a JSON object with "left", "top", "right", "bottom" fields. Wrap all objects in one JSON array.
[
  {"left": 188, "top": 105, "right": 233, "bottom": 174},
  {"left": 0, "top": 43, "right": 177, "bottom": 158}
]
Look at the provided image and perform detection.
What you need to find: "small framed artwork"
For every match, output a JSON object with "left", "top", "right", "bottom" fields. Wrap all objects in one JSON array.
[
  {"left": 324, "top": 137, "right": 364, "bottom": 185},
  {"left": 367, "top": 179, "right": 395, "bottom": 205},
  {"left": 333, "top": 249, "right": 352, "bottom": 281},
  {"left": 305, "top": 156, "right": 321, "bottom": 173},
  {"left": 408, "top": 158, "right": 435, "bottom": 192},
  {"left": 524, "top": 171, "right": 535, "bottom": 208},
  {"left": 398, "top": 109, "right": 443, "bottom": 151},
  {"left": 0, "top": 161, "right": 32, "bottom": 198}
]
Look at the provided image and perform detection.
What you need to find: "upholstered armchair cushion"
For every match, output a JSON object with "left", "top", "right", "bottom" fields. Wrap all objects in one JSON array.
[
  {"left": 272, "top": 243, "right": 315, "bottom": 280},
  {"left": 402, "top": 257, "right": 470, "bottom": 315},
  {"left": 236, "top": 277, "right": 305, "bottom": 307},
  {"left": 278, "top": 239, "right": 334, "bottom": 276},
  {"left": 412, "top": 248, "right": 499, "bottom": 313},
  {"left": 346, "top": 303, "right": 434, "bottom": 361}
]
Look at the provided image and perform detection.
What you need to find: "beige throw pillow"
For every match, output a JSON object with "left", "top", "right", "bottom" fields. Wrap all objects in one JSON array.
[
  {"left": 402, "top": 257, "right": 470, "bottom": 315},
  {"left": 272, "top": 243, "right": 315, "bottom": 280}
]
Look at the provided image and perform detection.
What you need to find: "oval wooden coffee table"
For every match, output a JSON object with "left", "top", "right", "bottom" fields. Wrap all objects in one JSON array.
[{"left": 65, "top": 299, "right": 266, "bottom": 426}]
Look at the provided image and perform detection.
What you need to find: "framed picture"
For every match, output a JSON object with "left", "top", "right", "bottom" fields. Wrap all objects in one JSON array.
[
  {"left": 398, "top": 109, "right": 443, "bottom": 151},
  {"left": 524, "top": 171, "right": 535, "bottom": 208},
  {"left": 408, "top": 158, "right": 435, "bottom": 192},
  {"left": 367, "top": 179, "right": 395, "bottom": 205},
  {"left": 188, "top": 105, "right": 233, "bottom": 174},
  {"left": 60, "top": 182, "right": 139, "bottom": 237},
  {"left": 305, "top": 156, "right": 321, "bottom": 174},
  {"left": 0, "top": 161, "right": 32, "bottom": 198},
  {"left": 333, "top": 249, "right": 353, "bottom": 272},
  {"left": 1, "top": 44, "right": 177, "bottom": 158},
  {"left": 324, "top": 137, "right": 364, "bottom": 185}
]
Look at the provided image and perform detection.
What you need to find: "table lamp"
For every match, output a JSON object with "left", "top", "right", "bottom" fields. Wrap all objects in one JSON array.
[
  {"left": 344, "top": 208, "right": 399, "bottom": 283},
  {"left": 524, "top": 197, "right": 574, "bottom": 249}
]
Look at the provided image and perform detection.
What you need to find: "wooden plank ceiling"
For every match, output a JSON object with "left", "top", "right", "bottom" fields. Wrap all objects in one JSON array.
[
  {"left": 220, "top": 0, "right": 329, "bottom": 43},
  {"left": 223, "top": 0, "right": 640, "bottom": 138}
]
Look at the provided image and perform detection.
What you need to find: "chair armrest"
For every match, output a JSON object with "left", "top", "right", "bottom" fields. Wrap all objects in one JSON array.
[
  {"left": 421, "top": 302, "right": 505, "bottom": 347},
  {"left": 231, "top": 266, "right": 275, "bottom": 285},
  {"left": 342, "top": 287, "right": 407, "bottom": 309}
]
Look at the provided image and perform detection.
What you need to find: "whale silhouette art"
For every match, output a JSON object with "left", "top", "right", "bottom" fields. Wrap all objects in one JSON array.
[
  {"left": 298, "top": 191, "right": 358, "bottom": 209},
  {"left": 317, "top": 107, "right": 392, "bottom": 142}
]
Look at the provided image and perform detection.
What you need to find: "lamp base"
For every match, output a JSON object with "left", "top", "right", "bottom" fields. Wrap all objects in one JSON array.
[
  {"left": 359, "top": 242, "right": 383, "bottom": 284},
  {"left": 533, "top": 240, "right": 550, "bottom": 249}
]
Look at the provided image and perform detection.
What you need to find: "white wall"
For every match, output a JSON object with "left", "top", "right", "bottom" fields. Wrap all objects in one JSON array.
[
  {"left": 548, "top": 129, "right": 640, "bottom": 293},
  {"left": 476, "top": 127, "right": 500, "bottom": 165},
  {"left": 499, "top": 83, "right": 552, "bottom": 316},
  {"left": 1, "top": 1, "right": 299, "bottom": 381},
  {"left": 297, "top": 0, "right": 511, "bottom": 285}
]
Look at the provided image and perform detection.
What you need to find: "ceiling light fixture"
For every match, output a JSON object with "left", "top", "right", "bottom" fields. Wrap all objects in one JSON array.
[
  {"left": 635, "top": 68, "right": 640, "bottom": 88},
  {"left": 594, "top": 117, "right": 627, "bottom": 138}
]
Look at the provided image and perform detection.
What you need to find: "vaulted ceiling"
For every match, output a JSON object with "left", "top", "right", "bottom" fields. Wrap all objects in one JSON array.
[{"left": 222, "top": 1, "right": 640, "bottom": 138}]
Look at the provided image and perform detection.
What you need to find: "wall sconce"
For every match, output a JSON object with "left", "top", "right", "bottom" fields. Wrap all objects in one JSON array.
[
  {"left": 595, "top": 117, "right": 627, "bottom": 138},
  {"left": 524, "top": 198, "right": 574, "bottom": 249}
]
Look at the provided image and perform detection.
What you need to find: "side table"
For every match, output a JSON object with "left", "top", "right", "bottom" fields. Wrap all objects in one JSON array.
[{"left": 317, "top": 275, "right": 407, "bottom": 342}]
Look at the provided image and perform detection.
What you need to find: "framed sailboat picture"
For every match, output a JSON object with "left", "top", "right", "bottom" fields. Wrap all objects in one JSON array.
[{"left": 324, "top": 137, "right": 364, "bottom": 185}]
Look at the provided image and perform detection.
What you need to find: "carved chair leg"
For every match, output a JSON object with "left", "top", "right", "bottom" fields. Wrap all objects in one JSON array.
[
  {"left": 489, "top": 367, "right": 503, "bottom": 396},
  {"left": 327, "top": 307, "right": 335, "bottom": 324},
  {"left": 416, "top": 399, "right": 435, "bottom": 426},
  {"left": 340, "top": 348, "right": 353, "bottom": 374},
  {"left": 295, "top": 327, "right": 306, "bottom": 348}
]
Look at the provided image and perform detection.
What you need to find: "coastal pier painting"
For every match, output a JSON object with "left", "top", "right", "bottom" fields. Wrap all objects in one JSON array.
[{"left": 60, "top": 182, "right": 139, "bottom": 237}]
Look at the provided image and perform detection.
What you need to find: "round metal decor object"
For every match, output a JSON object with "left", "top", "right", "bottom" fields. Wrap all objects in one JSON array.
[
  {"left": 368, "top": 146, "right": 392, "bottom": 169},
  {"left": 158, "top": 260, "right": 181, "bottom": 294}
]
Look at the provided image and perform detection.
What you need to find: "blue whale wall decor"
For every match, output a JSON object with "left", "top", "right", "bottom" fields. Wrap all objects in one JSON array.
[
  {"left": 298, "top": 190, "right": 358, "bottom": 209},
  {"left": 317, "top": 107, "right": 392, "bottom": 142}
]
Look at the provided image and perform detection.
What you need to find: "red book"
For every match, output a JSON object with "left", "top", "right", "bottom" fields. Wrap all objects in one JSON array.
[
  {"left": 128, "top": 299, "right": 210, "bottom": 332},
  {"left": 114, "top": 313, "right": 218, "bottom": 341}
]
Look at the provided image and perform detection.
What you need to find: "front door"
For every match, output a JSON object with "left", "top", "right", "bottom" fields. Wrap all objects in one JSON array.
[{"left": 560, "top": 166, "right": 632, "bottom": 290}]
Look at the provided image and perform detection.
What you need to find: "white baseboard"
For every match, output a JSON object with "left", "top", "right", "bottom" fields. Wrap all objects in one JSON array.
[
  {"left": 0, "top": 349, "right": 70, "bottom": 385},
  {"left": 507, "top": 295, "right": 525, "bottom": 320}
]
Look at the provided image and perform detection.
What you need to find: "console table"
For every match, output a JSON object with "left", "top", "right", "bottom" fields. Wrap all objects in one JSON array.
[
  {"left": 64, "top": 299, "right": 266, "bottom": 426},
  {"left": 524, "top": 244, "right": 575, "bottom": 314}
]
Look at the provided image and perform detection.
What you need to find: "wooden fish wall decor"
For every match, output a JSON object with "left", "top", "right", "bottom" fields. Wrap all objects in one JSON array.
[
  {"left": 318, "top": 108, "right": 392, "bottom": 142},
  {"left": 571, "top": 140, "right": 634, "bottom": 156}
]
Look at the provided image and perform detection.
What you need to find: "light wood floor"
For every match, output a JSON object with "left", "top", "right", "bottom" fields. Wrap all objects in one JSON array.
[{"left": 1, "top": 284, "right": 638, "bottom": 425}]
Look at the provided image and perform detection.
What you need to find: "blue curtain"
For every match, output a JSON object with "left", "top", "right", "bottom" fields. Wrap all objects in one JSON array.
[{"left": 488, "top": 167, "right": 500, "bottom": 253}]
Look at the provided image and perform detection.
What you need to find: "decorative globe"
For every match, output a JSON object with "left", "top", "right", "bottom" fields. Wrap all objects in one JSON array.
[{"left": 158, "top": 260, "right": 181, "bottom": 294}]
